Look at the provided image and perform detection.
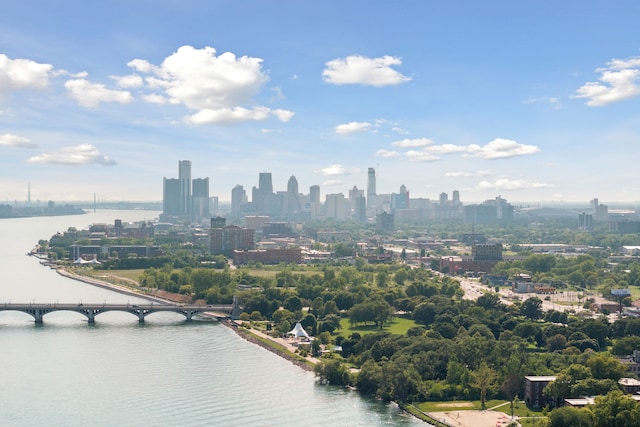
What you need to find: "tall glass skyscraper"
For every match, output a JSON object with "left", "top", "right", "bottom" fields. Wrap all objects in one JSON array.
[
  {"left": 367, "top": 167, "right": 376, "bottom": 208},
  {"left": 179, "top": 160, "right": 192, "bottom": 216}
]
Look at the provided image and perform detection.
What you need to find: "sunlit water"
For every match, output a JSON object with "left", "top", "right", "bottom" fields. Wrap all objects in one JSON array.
[{"left": 0, "top": 210, "right": 428, "bottom": 426}]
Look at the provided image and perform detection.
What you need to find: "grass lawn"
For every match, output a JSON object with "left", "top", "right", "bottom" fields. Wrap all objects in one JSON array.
[
  {"left": 418, "top": 399, "right": 540, "bottom": 419},
  {"left": 98, "top": 269, "right": 145, "bottom": 282},
  {"left": 336, "top": 315, "right": 417, "bottom": 338}
]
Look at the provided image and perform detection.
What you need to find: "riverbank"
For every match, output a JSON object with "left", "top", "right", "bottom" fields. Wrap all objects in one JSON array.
[{"left": 56, "top": 268, "right": 171, "bottom": 304}]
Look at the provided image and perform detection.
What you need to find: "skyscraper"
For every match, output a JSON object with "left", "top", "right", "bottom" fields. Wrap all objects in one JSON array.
[
  {"left": 179, "top": 160, "right": 192, "bottom": 216},
  {"left": 309, "top": 184, "right": 320, "bottom": 219},
  {"left": 162, "top": 178, "right": 181, "bottom": 216},
  {"left": 367, "top": 167, "right": 376, "bottom": 208},
  {"left": 258, "top": 172, "right": 273, "bottom": 195},
  {"left": 286, "top": 175, "right": 300, "bottom": 214},
  {"left": 231, "top": 185, "right": 247, "bottom": 218},
  {"left": 192, "top": 177, "right": 210, "bottom": 222}
]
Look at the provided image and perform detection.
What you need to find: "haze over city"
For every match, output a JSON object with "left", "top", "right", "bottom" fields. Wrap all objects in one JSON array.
[{"left": 2, "top": 1, "right": 640, "bottom": 204}]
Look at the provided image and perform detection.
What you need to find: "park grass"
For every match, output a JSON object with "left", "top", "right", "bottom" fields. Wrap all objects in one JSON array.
[
  {"left": 98, "top": 269, "right": 145, "bottom": 282},
  {"left": 417, "top": 399, "right": 538, "bottom": 419},
  {"left": 336, "top": 315, "right": 417, "bottom": 338}
]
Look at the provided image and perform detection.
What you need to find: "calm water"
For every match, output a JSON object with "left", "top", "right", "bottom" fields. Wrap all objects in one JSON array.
[{"left": 0, "top": 210, "right": 427, "bottom": 427}]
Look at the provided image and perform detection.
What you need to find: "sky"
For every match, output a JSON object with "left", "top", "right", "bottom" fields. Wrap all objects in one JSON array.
[{"left": 2, "top": 1, "right": 640, "bottom": 205}]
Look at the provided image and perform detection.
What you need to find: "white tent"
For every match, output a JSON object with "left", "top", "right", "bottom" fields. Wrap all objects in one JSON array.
[
  {"left": 287, "top": 322, "right": 310, "bottom": 339},
  {"left": 73, "top": 257, "right": 101, "bottom": 265}
]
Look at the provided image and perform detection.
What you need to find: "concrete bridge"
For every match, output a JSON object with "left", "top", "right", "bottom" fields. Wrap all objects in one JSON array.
[{"left": 0, "top": 297, "right": 241, "bottom": 324}]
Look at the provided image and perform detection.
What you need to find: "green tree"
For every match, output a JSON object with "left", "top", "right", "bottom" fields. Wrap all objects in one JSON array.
[
  {"left": 470, "top": 362, "right": 497, "bottom": 410},
  {"left": 314, "top": 359, "right": 350, "bottom": 386},
  {"left": 549, "top": 406, "right": 592, "bottom": 427},
  {"left": 589, "top": 390, "right": 640, "bottom": 427},
  {"left": 521, "top": 297, "right": 543, "bottom": 320}
]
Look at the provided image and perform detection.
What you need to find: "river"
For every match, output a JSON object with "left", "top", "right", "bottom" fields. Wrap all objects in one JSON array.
[{"left": 0, "top": 210, "right": 427, "bottom": 427}]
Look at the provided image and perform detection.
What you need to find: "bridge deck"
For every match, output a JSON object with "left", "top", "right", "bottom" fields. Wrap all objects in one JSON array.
[{"left": 0, "top": 302, "right": 237, "bottom": 324}]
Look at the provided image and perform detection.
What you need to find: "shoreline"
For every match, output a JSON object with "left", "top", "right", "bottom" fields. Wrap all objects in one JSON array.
[{"left": 52, "top": 265, "right": 443, "bottom": 426}]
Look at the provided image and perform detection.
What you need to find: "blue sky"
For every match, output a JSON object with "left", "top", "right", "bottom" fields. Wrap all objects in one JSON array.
[{"left": 2, "top": 1, "right": 640, "bottom": 205}]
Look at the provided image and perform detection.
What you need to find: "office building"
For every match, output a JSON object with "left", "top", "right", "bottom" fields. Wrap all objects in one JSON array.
[
  {"left": 367, "top": 167, "right": 376, "bottom": 208},
  {"left": 287, "top": 175, "right": 300, "bottom": 214},
  {"left": 192, "top": 177, "right": 209, "bottom": 222},
  {"left": 179, "top": 160, "right": 192, "bottom": 216}
]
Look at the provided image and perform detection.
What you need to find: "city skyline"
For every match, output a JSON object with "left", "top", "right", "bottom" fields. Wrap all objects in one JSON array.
[{"left": 2, "top": 2, "right": 640, "bottom": 204}]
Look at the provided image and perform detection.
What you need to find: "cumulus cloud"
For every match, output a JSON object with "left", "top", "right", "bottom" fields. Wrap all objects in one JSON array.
[
  {"left": 0, "top": 133, "right": 38, "bottom": 148},
  {"left": 335, "top": 121, "right": 371, "bottom": 134},
  {"left": 574, "top": 56, "right": 640, "bottom": 106},
  {"left": 27, "top": 144, "right": 116, "bottom": 166},
  {"left": 64, "top": 79, "right": 134, "bottom": 108},
  {"left": 380, "top": 137, "right": 540, "bottom": 162},
  {"left": 477, "top": 178, "right": 552, "bottom": 191},
  {"left": 314, "top": 164, "right": 358, "bottom": 176},
  {"left": 392, "top": 138, "right": 433, "bottom": 148},
  {"left": 0, "top": 54, "right": 53, "bottom": 95},
  {"left": 464, "top": 138, "right": 540, "bottom": 159},
  {"left": 375, "top": 149, "right": 400, "bottom": 158},
  {"left": 323, "top": 55, "right": 411, "bottom": 86},
  {"left": 112, "top": 74, "right": 144, "bottom": 89},
  {"left": 125, "top": 45, "right": 293, "bottom": 124},
  {"left": 406, "top": 150, "right": 440, "bottom": 162}
]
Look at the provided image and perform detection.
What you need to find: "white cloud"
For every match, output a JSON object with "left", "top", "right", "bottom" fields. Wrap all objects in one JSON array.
[
  {"left": 323, "top": 179, "right": 343, "bottom": 187},
  {"left": 142, "top": 93, "right": 168, "bottom": 104},
  {"left": 391, "top": 127, "right": 409, "bottom": 135},
  {"left": 464, "top": 138, "right": 541, "bottom": 159},
  {"left": 477, "top": 178, "right": 552, "bottom": 191},
  {"left": 314, "top": 164, "right": 355, "bottom": 176},
  {"left": 323, "top": 55, "right": 411, "bottom": 86},
  {"left": 0, "top": 133, "right": 38, "bottom": 148},
  {"left": 27, "top": 144, "right": 116, "bottom": 166},
  {"left": 574, "top": 56, "right": 640, "bottom": 106},
  {"left": 406, "top": 150, "right": 440, "bottom": 162},
  {"left": 381, "top": 137, "right": 539, "bottom": 162},
  {"left": 425, "top": 143, "right": 469, "bottom": 155},
  {"left": 127, "top": 45, "right": 293, "bottom": 124},
  {"left": 392, "top": 138, "right": 433, "bottom": 148},
  {"left": 112, "top": 74, "right": 144, "bottom": 88},
  {"left": 375, "top": 149, "right": 400, "bottom": 158},
  {"left": 64, "top": 79, "right": 133, "bottom": 108},
  {"left": 335, "top": 121, "right": 371, "bottom": 134},
  {"left": 0, "top": 54, "right": 52, "bottom": 95},
  {"left": 186, "top": 106, "right": 293, "bottom": 125}
]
